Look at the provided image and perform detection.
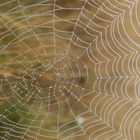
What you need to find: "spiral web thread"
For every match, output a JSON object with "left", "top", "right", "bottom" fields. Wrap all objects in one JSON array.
[{"left": 0, "top": 0, "right": 140, "bottom": 140}]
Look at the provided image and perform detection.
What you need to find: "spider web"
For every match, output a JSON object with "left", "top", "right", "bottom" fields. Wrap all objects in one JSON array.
[{"left": 0, "top": 0, "right": 140, "bottom": 140}]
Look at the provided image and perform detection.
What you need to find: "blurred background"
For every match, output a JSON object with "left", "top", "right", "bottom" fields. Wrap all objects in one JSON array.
[{"left": 0, "top": 0, "right": 140, "bottom": 140}]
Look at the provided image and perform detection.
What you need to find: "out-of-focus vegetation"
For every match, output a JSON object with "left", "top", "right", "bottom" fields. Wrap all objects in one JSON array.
[
  {"left": 0, "top": 0, "right": 93, "bottom": 140},
  {"left": 1, "top": 0, "right": 140, "bottom": 140}
]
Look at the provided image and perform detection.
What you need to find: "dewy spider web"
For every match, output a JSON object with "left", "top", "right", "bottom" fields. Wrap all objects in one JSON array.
[{"left": 0, "top": 0, "right": 140, "bottom": 139}]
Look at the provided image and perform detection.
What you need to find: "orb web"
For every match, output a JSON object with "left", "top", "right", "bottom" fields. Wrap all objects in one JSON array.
[{"left": 0, "top": 0, "right": 140, "bottom": 140}]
